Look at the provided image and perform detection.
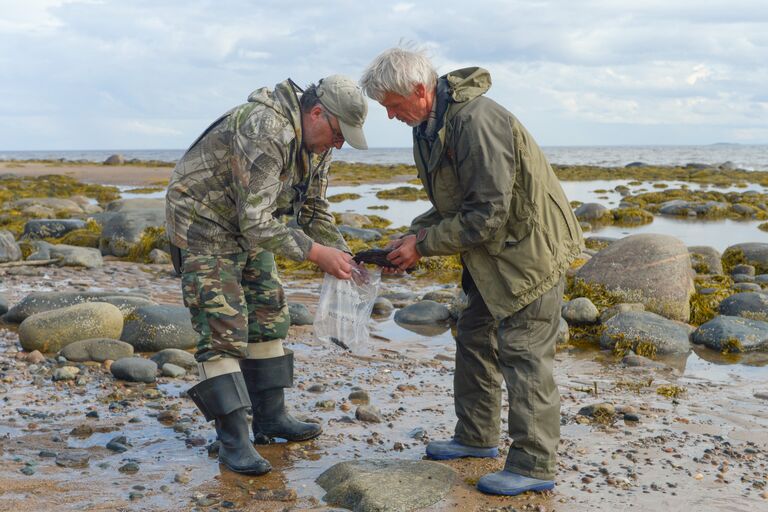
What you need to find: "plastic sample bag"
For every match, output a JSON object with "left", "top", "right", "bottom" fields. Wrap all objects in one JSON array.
[{"left": 313, "top": 265, "right": 381, "bottom": 354}]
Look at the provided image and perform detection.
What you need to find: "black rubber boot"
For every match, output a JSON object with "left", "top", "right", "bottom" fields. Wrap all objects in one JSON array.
[
  {"left": 240, "top": 350, "right": 322, "bottom": 444},
  {"left": 187, "top": 372, "right": 272, "bottom": 475}
]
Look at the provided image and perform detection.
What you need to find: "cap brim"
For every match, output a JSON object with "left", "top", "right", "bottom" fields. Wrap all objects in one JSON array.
[{"left": 338, "top": 120, "right": 368, "bottom": 150}]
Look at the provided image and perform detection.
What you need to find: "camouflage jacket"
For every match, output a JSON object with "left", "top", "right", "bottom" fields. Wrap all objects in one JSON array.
[{"left": 165, "top": 79, "right": 348, "bottom": 260}]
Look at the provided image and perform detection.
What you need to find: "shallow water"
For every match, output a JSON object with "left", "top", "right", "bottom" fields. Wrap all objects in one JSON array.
[{"left": 324, "top": 179, "right": 768, "bottom": 251}]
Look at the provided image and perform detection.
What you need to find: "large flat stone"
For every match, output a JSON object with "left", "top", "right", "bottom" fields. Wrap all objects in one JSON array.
[{"left": 317, "top": 459, "right": 456, "bottom": 512}]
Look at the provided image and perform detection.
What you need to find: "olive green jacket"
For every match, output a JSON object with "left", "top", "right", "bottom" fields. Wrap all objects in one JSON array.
[{"left": 411, "top": 67, "right": 584, "bottom": 319}]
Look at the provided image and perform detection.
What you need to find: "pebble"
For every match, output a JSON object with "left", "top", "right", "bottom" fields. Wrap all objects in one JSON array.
[
  {"left": 316, "top": 400, "right": 336, "bottom": 409},
  {"left": 348, "top": 390, "right": 370, "bottom": 404},
  {"left": 119, "top": 462, "right": 140, "bottom": 474},
  {"left": 26, "top": 350, "right": 46, "bottom": 364},
  {"left": 106, "top": 436, "right": 129, "bottom": 452},
  {"left": 174, "top": 472, "right": 190, "bottom": 484},
  {"left": 355, "top": 405, "right": 383, "bottom": 423},
  {"left": 52, "top": 366, "right": 80, "bottom": 381},
  {"left": 55, "top": 452, "right": 90, "bottom": 468},
  {"left": 307, "top": 383, "right": 327, "bottom": 393},
  {"left": 20, "top": 466, "right": 35, "bottom": 475}
]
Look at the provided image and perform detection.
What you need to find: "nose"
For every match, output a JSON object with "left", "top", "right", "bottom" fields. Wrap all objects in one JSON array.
[
  {"left": 386, "top": 107, "right": 396, "bottom": 119},
  {"left": 334, "top": 140, "right": 344, "bottom": 150}
]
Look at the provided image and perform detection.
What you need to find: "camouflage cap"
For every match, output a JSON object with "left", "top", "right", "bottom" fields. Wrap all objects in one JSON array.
[{"left": 317, "top": 75, "right": 368, "bottom": 150}]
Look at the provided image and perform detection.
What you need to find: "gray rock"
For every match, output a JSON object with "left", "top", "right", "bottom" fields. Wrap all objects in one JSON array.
[
  {"left": 55, "top": 452, "right": 90, "bottom": 468},
  {"left": 732, "top": 264, "right": 756, "bottom": 277},
  {"left": 338, "top": 226, "right": 382, "bottom": 242},
  {"left": 584, "top": 236, "right": 618, "bottom": 250},
  {"left": 150, "top": 348, "right": 196, "bottom": 369},
  {"left": 104, "top": 154, "right": 125, "bottom": 165},
  {"left": 28, "top": 241, "right": 103, "bottom": 268},
  {"left": 0, "top": 230, "right": 21, "bottom": 263},
  {"left": 148, "top": 248, "right": 171, "bottom": 265},
  {"left": 379, "top": 291, "right": 419, "bottom": 308},
  {"left": 574, "top": 203, "right": 609, "bottom": 221},
  {"left": 732, "top": 273, "right": 755, "bottom": 283},
  {"left": 733, "top": 282, "right": 762, "bottom": 293},
  {"left": 557, "top": 317, "right": 570, "bottom": 345},
  {"left": 575, "top": 234, "right": 695, "bottom": 322},
  {"left": 355, "top": 405, "right": 382, "bottom": 423},
  {"left": 421, "top": 289, "right": 457, "bottom": 303},
  {"left": 18, "top": 302, "right": 124, "bottom": 353},
  {"left": 600, "top": 303, "right": 645, "bottom": 324},
  {"left": 578, "top": 402, "right": 615, "bottom": 417},
  {"left": 338, "top": 213, "right": 370, "bottom": 228},
  {"left": 0, "top": 294, "right": 8, "bottom": 316},
  {"left": 99, "top": 209, "right": 166, "bottom": 257},
  {"left": 288, "top": 302, "right": 314, "bottom": 326},
  {"left": 688, "top": 246, "right": 723, "bottom": 274},
  {"left": 60, "top": 338, "right": 134, "bottom": 362},
  {"left": 600, "top": 311, "right": 693, "bottom": 355},
  {"left": 447, "top": 290, "right": 469, "bottom": 321},
  {"left": 755, "top": 274, "right": 768, "bottom": 284},
  {"left": 349, "top": 390, "right": 371, "bottom": 404},
  {"left": 561, "top": 297, "right": 599, "bottom": 324},
  {"left": 371, "top": 297, "right": 394, "bottom": 316},
  {"left": 723, "top": 243, "right": 768, "bottom": 274},
  {"left": 111, "top": 357, "right": 158, "bottom": 383},
  {"left": 622, "top": 353, "right": 667, "bottom": 368},
  {"left": 692, "top": 315, "right": 768, "bottom": 352},
  {"left": 52, "top": 366, "right": 80, "bottom": 381},
  {"left": 22, "top": 219, "right": 86, "bottom": 240},
  {"left": 3, "top": 291, "right": 154, "bottom": 323},
  {"left": 161, "top": 363, "right": 187, "bottom": 378},
  {"left": 317, "top": 459, "right": 457, "bottom": 512},
  {"left": 120, "top": 305, "right": 197, "bottom": 352},
  {"left": 658, "top": 200, "right": 691, "bottom": 216},
  {"left": 14, "top": 198, "right": 83, "bottom": 215},
  {"left": 394, "top": 300, "right": 451, "bottom": 325}
]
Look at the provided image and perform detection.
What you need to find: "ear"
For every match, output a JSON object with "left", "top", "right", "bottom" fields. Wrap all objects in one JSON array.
[
  {"left": 310, "top": 104, "right": 324, "bottom": 119},
  {"left": 413, "top": 83, "right": 426, "bottom": 99}
]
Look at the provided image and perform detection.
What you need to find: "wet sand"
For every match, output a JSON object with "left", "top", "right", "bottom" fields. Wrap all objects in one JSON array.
[
  {"left": 0, "top": 262, "right": 766, "bottom": 511},
  {"left": 0, "top": 161, "right": 174, "bottom": 187}
]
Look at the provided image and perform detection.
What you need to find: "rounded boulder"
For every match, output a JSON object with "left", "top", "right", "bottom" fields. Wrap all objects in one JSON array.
[
  {"left": 120, "top": 305, "right": 197, "bottom": 352},
  {"left": 575, "top": 234, "right": 695, "bottom": 322},
  {"left": 19, "top": 302, "right": 124, "bottom": 353}
]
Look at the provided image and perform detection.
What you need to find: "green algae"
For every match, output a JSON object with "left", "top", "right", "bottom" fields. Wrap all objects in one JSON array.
[
  {"left": 610, "top": 207, "right": 654, "bottom": 226},
  {"left": 553, "top": 164, "right": 768, "bottom": 187},
  {"left": 375, "top": 186, "right": 428, "bottom": 201},
  {"left": 759, "top": 222, "right": 768, "bottom": 232},
  {"left": 126, "top": 226, "right": 168, "bottom": 262},
  {"left": 45, "top": 219, "right": 102, "bottom": 248},
  {"left": 123, "top": 186, "right": 165, "bottom": 194},
  {"left": 327, "top": 192, "right": 362, "bottom": 203},
  {"left": 329, "top": 162, "right": 416, "bottom": 184},
  {"left": 689, "top": 275, "right": 735, "bottom": 325},
  {"left": 0, "top": 174, "right": 119, "bottom": 206},
  {"left": 656, "top": 385, "right": 686, "bottom": 399}
]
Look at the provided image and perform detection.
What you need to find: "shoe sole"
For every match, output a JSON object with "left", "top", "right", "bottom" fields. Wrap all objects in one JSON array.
[
  {"left": 254, "top": 428, "right": 323, "bottom": 445},
  {"left": 220, "top": 461, "right": 272, "bottom": 476},
  {"left": 476, "top": 481, "right": 555, "bottom": 496},
  {"left": 426, "top": 449, "right": 499, "bottom": 461}
]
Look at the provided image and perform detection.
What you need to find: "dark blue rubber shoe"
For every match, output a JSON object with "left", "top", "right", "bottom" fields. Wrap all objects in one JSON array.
[
  {"left": 425, "top": 439, "right": 499, "bottom": 460},
  {"left": 477, "top": 470, "right": 555, "bottom": 496}
]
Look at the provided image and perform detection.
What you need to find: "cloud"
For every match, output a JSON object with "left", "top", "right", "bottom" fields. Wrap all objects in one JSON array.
[{"left": 0, "top": 0, "right": 766, "bottom": 148}]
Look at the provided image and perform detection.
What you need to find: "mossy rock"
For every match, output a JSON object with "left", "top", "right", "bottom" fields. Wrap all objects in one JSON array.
[
  {"left": 722, "top": 243, "right": 768, "bottom": 275},
  {"left": 610, "top": 208, "right": 654, "bottom": 226},
  {"left": 126, "top": 226, "right": 169, "bottom": 262},
  {"left": 375, "top": 187, "right": 428, "bottom": 201},
  {"left": 327, "top": 192, "right": 362, "bottom": 203}
]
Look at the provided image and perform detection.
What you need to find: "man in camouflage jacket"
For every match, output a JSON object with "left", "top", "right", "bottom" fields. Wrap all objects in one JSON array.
[{"left": 166, "top": 75, "right": 368, "bottom": 475}]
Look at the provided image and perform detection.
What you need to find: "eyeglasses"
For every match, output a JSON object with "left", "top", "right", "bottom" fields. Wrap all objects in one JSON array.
[{"left": 322, "top": 111, "right": 345, "bottom": 144}]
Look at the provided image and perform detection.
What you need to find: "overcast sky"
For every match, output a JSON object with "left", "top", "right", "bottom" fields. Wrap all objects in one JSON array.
[{"left": 2, "top": 0, "right": 767, "bottom": 150}]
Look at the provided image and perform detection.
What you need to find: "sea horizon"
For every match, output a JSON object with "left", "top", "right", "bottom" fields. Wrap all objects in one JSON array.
[{"left": 2, "top": 143, "right": 768, "bottom": 170}]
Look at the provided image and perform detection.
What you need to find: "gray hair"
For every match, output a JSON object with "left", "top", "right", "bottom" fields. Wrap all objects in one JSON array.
[{"left": 360, "top": 47, "right": 437, "bottom": 101}]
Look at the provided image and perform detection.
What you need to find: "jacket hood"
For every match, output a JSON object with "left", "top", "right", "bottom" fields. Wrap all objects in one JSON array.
[
  {"left": 246, "top": 79, "right": 302, "bottom": 132},
  {"left": 443, "top": 67, "right": 492, "bottom": 103}
]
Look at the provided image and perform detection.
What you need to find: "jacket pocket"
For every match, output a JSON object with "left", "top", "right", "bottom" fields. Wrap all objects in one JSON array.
[{"left": 547, "top": 192, "right": 576, "bottom": 241}]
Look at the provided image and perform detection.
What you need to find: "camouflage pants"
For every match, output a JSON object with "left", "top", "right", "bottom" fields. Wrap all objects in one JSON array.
[{"left": 180, "top": 248, "right": 290, "bottom": 362}]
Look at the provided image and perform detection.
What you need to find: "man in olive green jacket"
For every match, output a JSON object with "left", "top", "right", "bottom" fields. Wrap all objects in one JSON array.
[{"left": 361, "top": 48, "right": 583, "bottom": 496}]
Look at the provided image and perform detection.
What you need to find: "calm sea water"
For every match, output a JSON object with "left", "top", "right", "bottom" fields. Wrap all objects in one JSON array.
[{"left": 2, "top": 144, "right": 768, "bottom": 170}]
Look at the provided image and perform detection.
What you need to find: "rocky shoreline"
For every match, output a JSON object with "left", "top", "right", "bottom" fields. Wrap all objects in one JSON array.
[{"left": 0, "top": 162, "right": 766, "bottom": 511}]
